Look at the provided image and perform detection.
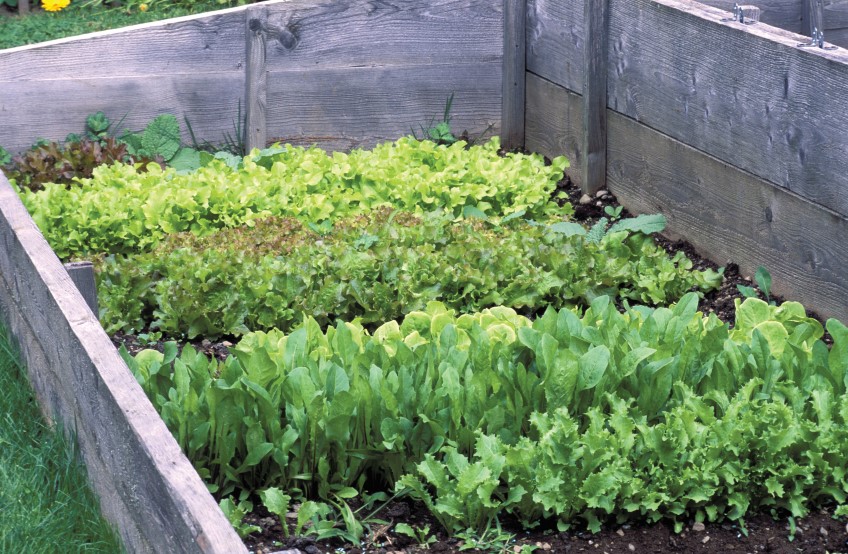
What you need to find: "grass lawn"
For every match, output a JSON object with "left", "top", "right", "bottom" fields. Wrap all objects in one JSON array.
[
  {"left": 0, "top": 1, "right": 248, "bottom": 50},
  {"left": 0, "top": 324, "right": 123, "bottom": 553}
]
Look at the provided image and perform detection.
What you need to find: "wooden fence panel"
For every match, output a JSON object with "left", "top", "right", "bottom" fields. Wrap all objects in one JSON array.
[
  {"left": 525, "top": 73, "right": 848, "bottom": 322},
  {"left": 257, "top": 0, "right": 503, "bottom": 149},
  {"left": 0, "top": 9, "right": 247, "bottom": 152},
  {"left": 0, "top": 175, "right": 247, "bottom": 554},
  {"left": 0, "top": 9, "right": 246, "bottom": 79},
  {"left": 525, "top": 73, "right": 584, "bottom": 186},
  {"left": 264, "top": 63, "right": 501, "bottom": 151},
  {"left": 0, "top": 73, "right": 243, "bottom": 154},
  {"left": 526, "top": 0, "right": 584, "bottom": 92},
  {"left": 607, "top": 0, "right": 848, "bottom": 217},
  {"left": 1, "top": 0, "right": 503, "bottom": 154},
  {"left": 260, "top": 0, "right": 501, "bottom": 69}
]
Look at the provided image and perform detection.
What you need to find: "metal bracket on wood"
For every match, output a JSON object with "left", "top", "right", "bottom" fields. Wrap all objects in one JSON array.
[
  {"left": 721, "top": 3, "right": 761, "bottom": 24},
  {"left": 798, "top": 0, "right": 838, "bottom": 49}
]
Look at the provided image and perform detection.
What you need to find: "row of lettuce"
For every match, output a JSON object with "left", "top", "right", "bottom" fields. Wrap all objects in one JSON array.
[
  {"left": 15, "top": 135, "right": 846, "bottom": 541},
  {"left": 124, "top": 296, "right": 848, "bottom": 538}
]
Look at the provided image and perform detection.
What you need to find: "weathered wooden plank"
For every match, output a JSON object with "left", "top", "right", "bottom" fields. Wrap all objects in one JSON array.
[
  {"left": 525, "top": 0, "right": 584, "bottom": 92},
  {"left": 0, "top": 0, "right": 501, "bottom": 79},
  {"left": 260, "top": 0, "right": 502, "bottom": 70},
  {"left": 64, "top": 261, "right": 98, "bottom": 316},
  {"left": 581, "top": 0, "right": 609, "bottom": 194},
  {"left": 245, "top": 5, "right": 269, "bottom": 151},
  {"left": 607, "top": 111, "right": 848, "bottom": 323},
  {"left": 824, "top": 0, "right": 848, "bottom": 29},
  {"left": 821, "top": 26, "right": 848, "bottom": 45},
  {"left": 524, "top": 75, "right": 848, "bottom": 322},
  {"left": 697, "top": 0, "right": 804, "bottom": 32},
  {"left": 525, "top": 73, "right": 583, "bottom": 185},
  {"left": 607, "top": 0, "right": 848, "bottom": 216},
  {"left": 0, "top": 72, "right": 243, "bottom": 153},
  {"left": 264, "top": 62, "right": 502, "bottom": 151},
  {"left": 501, "top": 0, "right": 526, "bottom": 151},
  {"left": 0, "top": 7, "right": 247, "bottom": 79},
  {"left": 0, "top": 174, "right": 247, "bottom": 553}
]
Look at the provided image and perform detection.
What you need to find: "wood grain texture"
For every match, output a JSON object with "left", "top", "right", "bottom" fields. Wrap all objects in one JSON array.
[
  {"left": 501, "top": 0, "right": 526, "bottom": 151},
  {"left": 245, "top": 5, "right": 269, "bottom": 151},
  {"left": 0, "top": 174, "right": 247, "bottom": 554},
  {"left": 259, "top": 0, "right": 502, "bottom": 70},
  {"left": 524, "top": 76, "right": 848, "bottom": 322},
  {"left": 264, "top": 62, "right": 502, "bottom": 151},
  {"left": 696, "top": 0, "right": 804, "bottom": 32},
  {"left": 822, "top": 26, "right": 848, "bottom": 45},
  {"left": 0, "top": 73, "right": 243, "bottom": 153},
  {"left": 581, "top": 0, "right": 609, "bottom": 194},
  {"left": 525, "top": 73, "right": 583, "bottom": 186},
  {"left": 0, "top": 7, "right": 247, "bottom": 79},
  {"left": 526, "top": 0, "right": 584, "bottom": 92},
  {"left": 824, "top": 0, "right": 848, "bottom": 29},
  {"left": 1, "top": 0, "right": 502, "bottom": 153},
  {"left": 607, "top": 0, "right": 848, "bottom": 216}
]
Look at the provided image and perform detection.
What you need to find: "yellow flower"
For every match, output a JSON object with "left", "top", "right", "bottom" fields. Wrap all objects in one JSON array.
[
  {"left": 42, "top": 0, "right": 70, "bottom": 11},
  {"left": 139, "top": 2, "right": 148, "bottom": 10}
]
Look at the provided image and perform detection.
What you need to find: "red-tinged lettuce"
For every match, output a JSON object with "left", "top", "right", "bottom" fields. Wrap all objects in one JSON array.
[{"left": 96, "top": 210, "right": 722, "bottom": 338}]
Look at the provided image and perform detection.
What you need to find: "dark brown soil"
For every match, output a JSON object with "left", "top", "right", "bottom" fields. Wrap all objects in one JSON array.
[
  {"left": 109, "top": 174, "right": 847, "bottom": 554},
  {"left": 241, "top": 501, "right": 848, "bottom": 554}
]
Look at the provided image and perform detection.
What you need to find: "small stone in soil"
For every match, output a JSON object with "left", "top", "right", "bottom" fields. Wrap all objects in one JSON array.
[
  {"left": 693, "top": 522, "right": 706, "bottom": 532},
  {"left": 596, "top": 189, "right": 608, "bottom": 197}
]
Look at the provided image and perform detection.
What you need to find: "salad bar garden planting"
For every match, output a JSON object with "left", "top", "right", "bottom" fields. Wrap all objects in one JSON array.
[{"left": 5, "top": 127, "right": 847, "bottom": 553}]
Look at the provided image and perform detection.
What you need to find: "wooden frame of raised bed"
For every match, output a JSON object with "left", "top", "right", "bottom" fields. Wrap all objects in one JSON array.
[{"left": 1, "top": 0, "right": 848, "bottom": 550}]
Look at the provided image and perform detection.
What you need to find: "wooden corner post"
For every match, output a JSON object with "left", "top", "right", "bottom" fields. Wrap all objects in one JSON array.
[
  {"left": 244, "top": 5, "right": 268, "bottom": 152},
  {"left": 581, "top": 0, "right": 609, "bottom": 194},
  {"left": 502, "top": 0, "right": 527, "bottom": 151}
]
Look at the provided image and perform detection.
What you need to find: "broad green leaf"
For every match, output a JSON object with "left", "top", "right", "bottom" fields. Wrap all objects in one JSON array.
[
  {"left": 141, "top": 114, "right": 182, "bottom": 160},
  {"left": 577, "top": 345, "right": 611, "bottom": 391},
  {"left": 548, "top": 222, "right": 586, "bottom": 237}
]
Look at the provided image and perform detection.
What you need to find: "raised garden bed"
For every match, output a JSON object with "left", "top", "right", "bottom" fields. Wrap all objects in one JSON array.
[{"left": 2, "top": 0, "right": 848, "bottom": 552}]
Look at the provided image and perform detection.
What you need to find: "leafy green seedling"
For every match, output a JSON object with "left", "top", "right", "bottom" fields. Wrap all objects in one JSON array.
[
  {"left": 455, "top": 520, "right": 530, "bottom": 553},
  {"left": 549, "top": 213, "right": 667, "bottom": 244},
  {"left": 260, "top": 487, "right": 292, "bottom": 538},
  {"left": 604, "top": 205, "right": 623, "bottom": 220},
  {"left": 0, "top": 145, "right": 11, "bottom": 166},
  {"left": 412, "top": 93, "right": 458, "bottom": 145},
  {"left": 395, "top": 523, "right": 436, "bottom": 548},
  {"left": 737, "top": 266, "right": 774, "bottom": 305},
  {"left": 86, "top": 111, "right": 112, "bottom": 141},
  {"left": 219, "top": 497, "right": 261, "bottom": 539}
]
